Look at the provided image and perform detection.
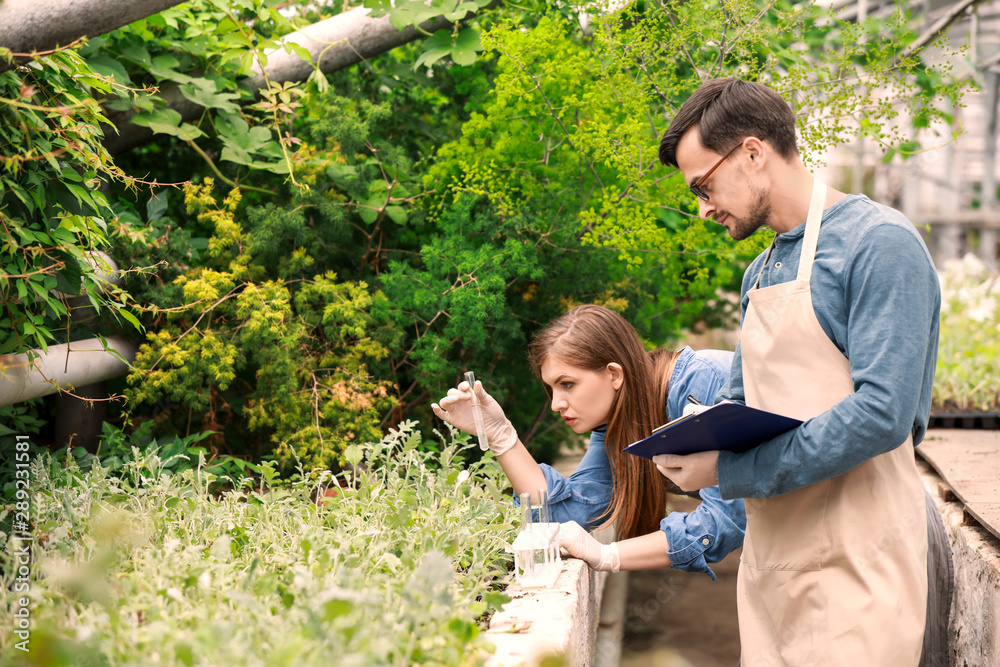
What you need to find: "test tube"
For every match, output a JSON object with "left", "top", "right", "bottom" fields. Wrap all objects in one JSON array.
[
  {"left": 537, "top": 489, "right": 549, "bottom": 524},
  {"left": 518, "top": 491, "right": 535, "bottom": 578},
  {"left": 520, "top": 492, "right": 533, "bottom": 530},
  {"left": 464, "top": 371, "right": 490, "bottom": 451}
]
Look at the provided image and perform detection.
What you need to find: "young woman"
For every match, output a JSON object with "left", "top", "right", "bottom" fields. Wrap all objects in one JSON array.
[{"left": 431, "top": 305, "right": 746, "bottom": 577}]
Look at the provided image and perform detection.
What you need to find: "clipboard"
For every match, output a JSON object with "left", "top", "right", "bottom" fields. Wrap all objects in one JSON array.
[{"left": 622, "top": 402, "right": 802, "bottom": 459}]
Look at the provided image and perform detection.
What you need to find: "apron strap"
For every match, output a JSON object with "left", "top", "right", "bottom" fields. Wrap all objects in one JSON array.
[
  {"left": 751, "top": 244, "right": 775, "bottom": 290},
  {"left": 751, "top": 179, "right": 825, "bottom": 290},
  {"left": 796, "top": 179, "right": 827, "bottom": 282}
]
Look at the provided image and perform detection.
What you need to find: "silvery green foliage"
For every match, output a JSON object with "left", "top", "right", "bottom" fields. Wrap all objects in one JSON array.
[
  {"left": 0, "top": 422, "right": 516, "bottom": 665},
  {"left": 935, "top": 254, "right": 1000, "bottom": 412}
]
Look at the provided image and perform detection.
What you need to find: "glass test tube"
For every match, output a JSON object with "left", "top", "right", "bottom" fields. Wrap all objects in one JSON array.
[
  {"left": 520, "top": 492, "right": 533, "bottom": 530},
  {"left": 464, "top": 371, "right": 490, "bottom": 451}
]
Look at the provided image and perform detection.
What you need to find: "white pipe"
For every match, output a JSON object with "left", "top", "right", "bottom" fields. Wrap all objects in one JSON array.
[
  {"left": 84, "top": 251, "right": 121, "bottom": 288},
  {"left": 0, "top": 335, "right": 136, "bottom": 407}
]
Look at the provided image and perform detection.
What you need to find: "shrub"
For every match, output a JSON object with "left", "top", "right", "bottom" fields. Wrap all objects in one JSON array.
[
  {"left": 124, "top": 180, "right": 399, "bottom": 471},
  {"left": 934, "top": 254, "right": 1000, "bottom": 412},
  {"left": 0, "top": 422, "right": 516, "bottom": 666}
]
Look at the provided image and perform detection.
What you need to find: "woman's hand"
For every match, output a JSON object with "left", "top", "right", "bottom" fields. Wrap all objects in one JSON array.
[
  {"left": 682, "top": 402, "right": 713, "bottom": 418},
  {"left": 432, "top": 380, "right": 518, "bottom": 456},
  {"left": 558, "top": 521, "right": 621, "bottom": 573}
]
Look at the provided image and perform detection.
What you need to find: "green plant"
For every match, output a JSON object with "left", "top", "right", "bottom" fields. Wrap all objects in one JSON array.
[
  {"left": 0, "top": 421, "right": 516, "bottom": 666},
  {"left": 7, "top": 0, "right": 970, "bottom": 470},
  {"left": 0, "top": 0, "right": 318, "bottom": 436},
  {"left": 125, "top": 179, "right": 399, "bottom": 471},
  {"left": 934, "top": 254, "right": 1000, "bottom": 412},
  {"left": 0, "top": 45, "right": 143, "bottom": 357},
  {"left": 377, "top": 0, "right": 968, "bottom": 458},
  {"left": 0, "top": 402, "right": 46, "bottom": 438},
  {"left": 0, "top": 422, "right": 224, "bottom": 500}
]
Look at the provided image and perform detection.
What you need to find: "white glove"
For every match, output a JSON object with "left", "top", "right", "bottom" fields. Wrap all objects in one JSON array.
[
  {"left": 432, "top": 380, "right": 518, "bottom": 456},
  {"left": 682, "top": 402, "right": 713, "bottom": 417},
  {"left": 558, "top": 521, "right": 621, "bottom": 573},
  {"left": 682, "top": 398, "right": 733, "bottom": 418}
]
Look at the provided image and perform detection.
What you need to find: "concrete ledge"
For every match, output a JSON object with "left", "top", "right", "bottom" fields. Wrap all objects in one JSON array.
[
  {"left": 485, "top": 448, "right": 614, "bottom": 666},
  {"left": 918, "top": 458, "right": 1000, "bottom": 665},
  {"left": 486, "top": 559, "right": 605, "bottom": 666},
  {"left": 593, "top": 570, "right": 628, "bottom": 666}
]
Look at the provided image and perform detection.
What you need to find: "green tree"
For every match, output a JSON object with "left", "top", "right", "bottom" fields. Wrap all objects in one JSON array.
[
  {"left": 2, "top": 0, "right": 967, "bottom": 470},
  {"left": 374, "top": 0, "right": 966, "bottom": 457}
]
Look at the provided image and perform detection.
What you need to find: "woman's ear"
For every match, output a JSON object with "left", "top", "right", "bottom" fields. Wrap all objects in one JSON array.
[{"left": 607, "top": 362, "right": 624, "bottom": 390}]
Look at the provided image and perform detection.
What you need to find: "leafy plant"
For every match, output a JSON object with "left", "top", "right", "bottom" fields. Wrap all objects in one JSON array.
[
  {"left": 0, "top": 422, "right": 225, "bottom": 501},
  {"left": 125, "top": 180, "right": 399, "bottom": 471},
  {"left": 88, "top": 0, "right": 314, "bottom": 177},
  {"left": 363, "top": 0, "right": 490, "bottom": 69},
  {"left": 0, "top": 46, "right": 143, "bottom": 356},
  {"left": 934, "top": 254, "right": 1000, "bottom": 412},
  {"left": 0, "top": 0, "right": 321, "bottom": 436},
  {"left": 0, "top": 421, "right": 516, "bottom": 666},
  {"left": 375, "top": 0, "right": 969, "bottom": 457}
]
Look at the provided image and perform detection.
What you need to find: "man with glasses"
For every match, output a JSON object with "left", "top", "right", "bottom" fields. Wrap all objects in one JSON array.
[{"left": 652, "top": 78, "right": 950, "bottom": 666}]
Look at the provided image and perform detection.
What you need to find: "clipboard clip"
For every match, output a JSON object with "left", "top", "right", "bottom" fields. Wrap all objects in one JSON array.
[
  {"left": 648, "top": 395, "right": 705, "bottom": 435},
  {"left": 650, "top": 411, "right": 698, "bottom": 434}
]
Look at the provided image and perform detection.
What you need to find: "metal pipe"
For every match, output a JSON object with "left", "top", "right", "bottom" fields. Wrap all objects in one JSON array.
[
  {"left": 983, "top": 70, "right": 999, "bottom": 271},
  {"left": 0, "top": 335, "right": 136, "bottom": 407}
]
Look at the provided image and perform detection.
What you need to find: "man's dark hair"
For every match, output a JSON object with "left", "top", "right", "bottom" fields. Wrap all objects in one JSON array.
[{"left": 658, "top": 78, "right": 798, "bottom": 167}]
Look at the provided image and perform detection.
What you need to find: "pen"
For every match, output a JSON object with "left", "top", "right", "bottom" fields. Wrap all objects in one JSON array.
[{"left": 686, "top": 394, "right": 702, "bottom": 406}]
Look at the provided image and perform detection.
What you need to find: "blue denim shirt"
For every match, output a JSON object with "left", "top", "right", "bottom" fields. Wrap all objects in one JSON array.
[
  {"left": 716, "top": 195, "right": 941, "bottom": 499},
  {"left": 530, "top": 347, "right": 747, "bottom": 579}
]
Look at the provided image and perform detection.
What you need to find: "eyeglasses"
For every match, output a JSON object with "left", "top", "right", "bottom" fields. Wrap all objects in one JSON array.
[{"left": 689, "top": 138, "right": 753, "bottom": 202}]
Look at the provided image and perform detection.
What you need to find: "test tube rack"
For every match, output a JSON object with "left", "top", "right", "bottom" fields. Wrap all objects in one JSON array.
[{"left": 512, "top": 490, "right": 562, "bottom": 588}]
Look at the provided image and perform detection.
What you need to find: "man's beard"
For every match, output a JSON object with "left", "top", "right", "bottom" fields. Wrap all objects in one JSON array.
[{"left": 727, "top": 186, "right": 771, "bottom": 241}]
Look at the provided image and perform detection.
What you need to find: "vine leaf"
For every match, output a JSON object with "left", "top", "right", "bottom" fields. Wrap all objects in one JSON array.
[
  {"left": 179, "top": 79, "right": 241, "bottom": 114},
  {"left": 216, "top": 114, "right": 286, "bottom": 172},
  {"left": 146, "top": 191, "right": 169, "bottom": 221},
  {"left": 132, "top": 107, "right": 205, "bottom": 140},
  {"left": 86, "top": 55, "right": 132, "bottom": 85},
  {"left": 385, "top": 206, "right": 408, "bottom": 224},
  {"left": 54, "top": 251, "right": 84, "bottom": 295},
  {"left": 148, "top": 54, "right": 196, "bottom": 85},
  {"left": 414, "top": 30, "right": 454, "bottom": 70},
  {"left": 445, "top": 2, "right": 479, "bottom": 22},
  {"left": 451, "top": 28, "right": 481, "bottom": 66}
]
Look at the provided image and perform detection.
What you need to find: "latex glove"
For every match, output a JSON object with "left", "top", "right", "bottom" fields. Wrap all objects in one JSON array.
[
  {"left": 558, "top": 521, "right": 621, "bottom": 573},
  {"left": 682, "top": 402, "right": 713, "bottom": 418},
  {"left": 653, "top": 450, "right": 720, "bottom": 493},
  {"left": 432, "top": 380, "right": 518, "bottom": 456},
  {"left": 682, "top": 398, "right": 734, "bottom": 418}
]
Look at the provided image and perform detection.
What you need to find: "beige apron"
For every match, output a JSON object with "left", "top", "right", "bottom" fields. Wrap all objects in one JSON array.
[{"left": 737, "top": 180, "right": 928, "bottom": 666}]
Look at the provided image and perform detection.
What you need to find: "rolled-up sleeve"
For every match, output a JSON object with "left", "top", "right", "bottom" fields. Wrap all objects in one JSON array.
[
  {"left": 659, "top": 486, "right": 746, "bottom": 580},
  {"left": 666, "top": 348, "right": 734, "bottom": 421}
]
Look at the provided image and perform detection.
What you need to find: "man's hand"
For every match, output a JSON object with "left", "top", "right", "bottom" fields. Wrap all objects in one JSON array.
[{"left": 653, "top": 450, "right": 720, "bottom": 492}]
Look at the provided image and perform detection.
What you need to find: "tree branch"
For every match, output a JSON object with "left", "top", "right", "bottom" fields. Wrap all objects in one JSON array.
[
  {"left": 103, "top": 7, "right": 458, "bottom": 156},
  {"left": 899, "top": 0, "right": 989, "bottom": 60},
  {"left": 185, "top": 140, "right": 277, "bottom": 196},
  {"left": 0, "top": 0, "right": 187, "bottom": 71}
]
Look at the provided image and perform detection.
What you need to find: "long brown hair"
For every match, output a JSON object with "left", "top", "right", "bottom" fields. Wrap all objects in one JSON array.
[{"left": 527, "top": 305, "right": 679, "bottom": 540}]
